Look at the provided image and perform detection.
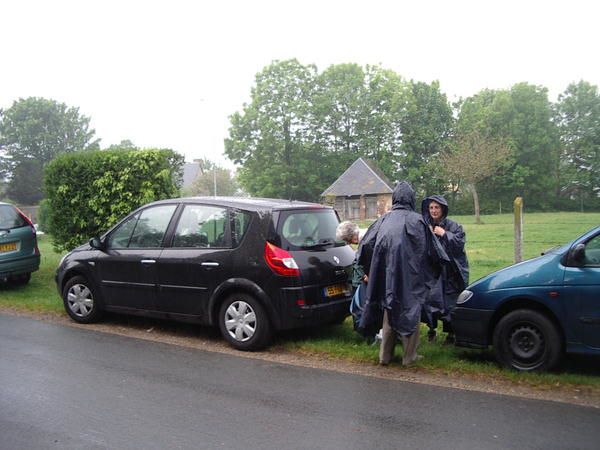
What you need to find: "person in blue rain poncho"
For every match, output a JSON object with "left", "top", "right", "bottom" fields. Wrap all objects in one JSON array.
[
  {"left": 421, "top": 195, "right": 469, "bottom": 344},
  {"left": 358, "top": 181, "right": 430, "bottom": 366}
]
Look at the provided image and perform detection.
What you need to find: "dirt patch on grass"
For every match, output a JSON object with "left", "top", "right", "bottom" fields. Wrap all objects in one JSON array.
[{"left": 3, "top": 307, "right": 599, "bottom": 409}]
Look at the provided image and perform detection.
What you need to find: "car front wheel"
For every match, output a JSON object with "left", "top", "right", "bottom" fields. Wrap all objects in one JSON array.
[
  {"left": 493, "top": 309, "right": 562, "bottom": 371},
  {"left": 62, "top": 275, "right": 103, "bottom": 324},
  {"left": 218, "top": 293, "right": 272, "bottom": 351}
]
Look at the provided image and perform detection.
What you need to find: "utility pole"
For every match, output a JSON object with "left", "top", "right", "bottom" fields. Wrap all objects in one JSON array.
[{"left": 213, "top": 166, "right": 217, "bottom": 197}]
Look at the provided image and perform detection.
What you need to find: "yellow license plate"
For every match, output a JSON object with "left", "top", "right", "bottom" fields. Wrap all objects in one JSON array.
[
  {"left": 324, "top": 283, "right": 350, "bottom": 297},
  {"left": 0, "top": 242, "right": 17, "bottom": 253}
]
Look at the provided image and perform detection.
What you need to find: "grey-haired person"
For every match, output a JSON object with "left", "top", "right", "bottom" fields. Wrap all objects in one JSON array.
[{"left": 336, "top": 220, "right": 360, "bottom": 246}]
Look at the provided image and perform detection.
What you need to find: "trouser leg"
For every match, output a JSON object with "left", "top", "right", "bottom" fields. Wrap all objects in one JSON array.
[
  {"left": 428, "top": 312, "right": 439, "bottom": 341},
  {"left": 379, "top": 310, "right": 396, "bottom": 365},
  {"left": 401, "top": 328, "right": 421, "bottom": 366}
]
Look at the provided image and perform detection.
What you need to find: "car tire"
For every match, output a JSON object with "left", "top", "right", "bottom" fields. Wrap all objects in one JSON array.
[
  {"left": 62, "top": 275, "right": 103, "bottom": 324},
  {"left": 218, "top": 293, "right": 272, "bottom": 351},
  {"left": 493, "top": 309, "right": 562, "bottom": 371}
]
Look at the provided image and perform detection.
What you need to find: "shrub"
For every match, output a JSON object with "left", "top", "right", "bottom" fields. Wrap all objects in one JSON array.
[
  {"left": 37, "top": 199, "right": 50, "bottom": 232},
  {"left": 44, "top": 148, "right": 183, "bottom": 252}
]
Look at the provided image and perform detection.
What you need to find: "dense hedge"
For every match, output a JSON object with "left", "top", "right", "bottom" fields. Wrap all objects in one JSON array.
[{"left": 44, "top": 148, "right": 183, "bottom": 252}]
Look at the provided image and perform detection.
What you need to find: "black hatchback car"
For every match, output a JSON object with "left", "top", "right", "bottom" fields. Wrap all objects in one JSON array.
[{"left": 55, "top": 197, "right": 354, "bottom": 350}]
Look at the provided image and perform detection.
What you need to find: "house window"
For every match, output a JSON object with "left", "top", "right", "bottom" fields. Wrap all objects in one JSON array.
[
  {"left": 334, "top": 198, "right": 345, "bottom": 219},
  {"left": 366, "top": 196, "right": 378, "bottom": 218},
  {"left": 346, "top": 199, "right": 360, "bottom": 219}
]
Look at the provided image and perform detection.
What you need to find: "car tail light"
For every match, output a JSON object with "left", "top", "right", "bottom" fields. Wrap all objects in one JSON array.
[
  {"left": 15, "top": 207, "right": 36, "bottom": 234},
  {"left": 264, "top": 242, "right": 300, "bottom": 277},
  {"left": 15, "top": 207, "right": 39, "bottom": 254}
]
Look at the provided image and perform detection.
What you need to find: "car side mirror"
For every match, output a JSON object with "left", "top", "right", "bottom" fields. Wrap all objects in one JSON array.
[
  {"left": 89, "top": 236, "right": 105, "bottom": 251},
  {"left": 570, "top": 243, "right": 586, "bottom": 264}
]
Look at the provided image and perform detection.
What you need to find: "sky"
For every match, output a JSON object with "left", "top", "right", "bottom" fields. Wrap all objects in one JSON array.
[{"left": 1, "top": 0, "right": 598, "bottom": 169}]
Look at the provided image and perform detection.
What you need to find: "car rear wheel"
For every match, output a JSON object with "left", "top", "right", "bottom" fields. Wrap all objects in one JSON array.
[
  {"left": 493, "top": 309, "right": 562, "bottom": 371},
  {"left": 218, "top": 293, "right": 272, "bottom": 351},
  {"left": 62, "top": 275, "right": 103, "bottom": 324}
]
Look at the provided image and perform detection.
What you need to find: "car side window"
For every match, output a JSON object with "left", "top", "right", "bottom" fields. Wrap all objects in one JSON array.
[
  {"left": 231, "top": 209, "right": 252, "bottom": 247},
  {"left": 583, "top": 235, "right": 600, "bottom": 267},
  {"left": 108, "top": 205, "right": 177, "bottom": 249},
  {"left": 173, "top": 205, "right": 228, "bottom": 248},
  {"left": 108, "top": 213, "right": 139, "bottom": 248}
]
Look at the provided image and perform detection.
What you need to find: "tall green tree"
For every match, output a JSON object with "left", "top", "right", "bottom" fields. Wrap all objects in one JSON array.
[
  {"left": 554, "top": 81, "right": 600, "bottom": 209},
  {"left": 312, "top": 63, "right": 367, "bottom": 170},
  {"left": 456, "top": 84, "right": 560, "bottom": 210},
  {"left": 225, "top": 59, "right": 323, "bottom": 200},
  {"left": 0, "top": 97, "right": 99, "bottom": 204},
  {"left": 357, "top": 66, "right": 408, "bottom": 178},
  {"left": 398, "top": 80, "right": 454, "bottom": 195},
  {"left": 5, "top": 159, "right": 44, "bottom": 204}
]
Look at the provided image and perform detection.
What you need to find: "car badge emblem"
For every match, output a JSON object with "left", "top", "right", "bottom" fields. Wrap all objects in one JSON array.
[{"left": 333, "top": 256, "right": 340, "bottom": 265}]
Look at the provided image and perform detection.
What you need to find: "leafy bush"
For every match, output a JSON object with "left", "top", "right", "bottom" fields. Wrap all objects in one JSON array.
[
  {"left": 44, "top": 148, "right": 183, "bottom": 251},
  {"left": 37, "top": 199, "right": 50, "bottom": 232}
]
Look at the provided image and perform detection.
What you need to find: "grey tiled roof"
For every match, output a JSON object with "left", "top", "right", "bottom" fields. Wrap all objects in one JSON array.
[{"left": 321, "top": 157, "right": 393, "bottom": 197}]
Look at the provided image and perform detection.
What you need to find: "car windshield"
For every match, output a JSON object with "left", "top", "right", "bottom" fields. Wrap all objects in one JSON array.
[
  {"left": 277, "top": 209, "right": 341, "bottom": 250},
  {"left": 0, "top": 205, "right": 26, "bottom": 230}
]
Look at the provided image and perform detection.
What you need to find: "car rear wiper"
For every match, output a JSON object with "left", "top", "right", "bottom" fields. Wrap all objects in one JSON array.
[{"left": 300, "top": 238, "right": 335, "bottom": 249}]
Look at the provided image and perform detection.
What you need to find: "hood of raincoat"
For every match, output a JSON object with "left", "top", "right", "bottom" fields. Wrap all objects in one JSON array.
[
  {"left": 392, "top": 181, "right": 416, "bottom": 211},
  {"left": 421, "top": 195, "right": 448, "bottom": 225}
]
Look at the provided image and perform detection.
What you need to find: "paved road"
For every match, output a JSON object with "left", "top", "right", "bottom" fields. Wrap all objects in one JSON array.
[{"left": 1, "top": 314, "right": 599, "bottom": 450}]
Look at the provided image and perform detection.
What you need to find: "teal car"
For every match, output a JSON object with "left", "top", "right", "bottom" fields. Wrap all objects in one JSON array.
[
  {"left": 0, "top": 202, "right": 40, "bottom": 285},
  {"left": 453, "top": 225, "right": 600, "bottom": 371}
]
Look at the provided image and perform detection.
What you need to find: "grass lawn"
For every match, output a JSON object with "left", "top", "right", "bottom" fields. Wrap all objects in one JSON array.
[
  {"left": 0, "top": 234, "right": 63, "bottom": 314},
  {"left": 2, "top": 212, "right": 599, "bottom": 390}
]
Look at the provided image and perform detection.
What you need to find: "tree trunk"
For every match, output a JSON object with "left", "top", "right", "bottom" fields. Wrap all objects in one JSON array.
[{"left": 472, "top": 184, "right": 481, "bottom": 224}]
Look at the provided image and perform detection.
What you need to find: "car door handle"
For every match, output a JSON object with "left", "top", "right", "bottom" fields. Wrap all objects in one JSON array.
[
  {"left": 141, "top": 259, "right": 156, "bottom": 264},
  {"left": 201, "top": 262, "right": 220, "bottom": 267}
]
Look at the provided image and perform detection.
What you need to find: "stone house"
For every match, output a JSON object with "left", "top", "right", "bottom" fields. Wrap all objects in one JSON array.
[{"left": 321, "top": 157, "right": 394, "bottom": 220}]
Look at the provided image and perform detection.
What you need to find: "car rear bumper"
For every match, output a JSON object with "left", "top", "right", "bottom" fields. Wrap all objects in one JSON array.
[
  {"left": 0, "top": 254, "right": 40, "bottom": 278},
  {"left": 277, "top": 288, "right": 350, "bottom": 329},
  {"left": 451, "top": 307, "right": 494, "bottom": 349}
]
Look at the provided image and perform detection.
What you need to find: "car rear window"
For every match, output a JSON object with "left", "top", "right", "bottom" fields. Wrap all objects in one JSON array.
[
  {"left": 0, "top": 205, "right": 26, "bottom": 229},
  {"left": 277, "top": 209, "right": 342, "bottom": 250}
]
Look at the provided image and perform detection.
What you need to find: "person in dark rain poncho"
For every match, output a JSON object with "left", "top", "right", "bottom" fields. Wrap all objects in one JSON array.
[
  {"left": 339, "top": 216, "right": 388, "bottom": 337},
  {"left": 358, "top": 181, "right": 429, "bottom": 366},
  {"left": 421, "top": 195, "right": 469, "bottom": 344}
]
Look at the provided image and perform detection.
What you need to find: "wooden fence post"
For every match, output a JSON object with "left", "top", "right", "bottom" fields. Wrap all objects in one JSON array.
[{"left": 514, "top": 195, "right": 523, "bottom": 263}]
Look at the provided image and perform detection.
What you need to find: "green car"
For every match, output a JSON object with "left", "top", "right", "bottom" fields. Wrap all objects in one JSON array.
[{"left": 0, "top": 202, "right": 40, "bottom": 285}]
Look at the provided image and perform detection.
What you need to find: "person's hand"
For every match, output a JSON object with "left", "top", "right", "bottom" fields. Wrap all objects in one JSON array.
[
  {"left": 363, "top": 274, "right": 369, "bottom": 283},
  {"left": 432, "top": 225, "right": 445, "bottom": 237}
]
